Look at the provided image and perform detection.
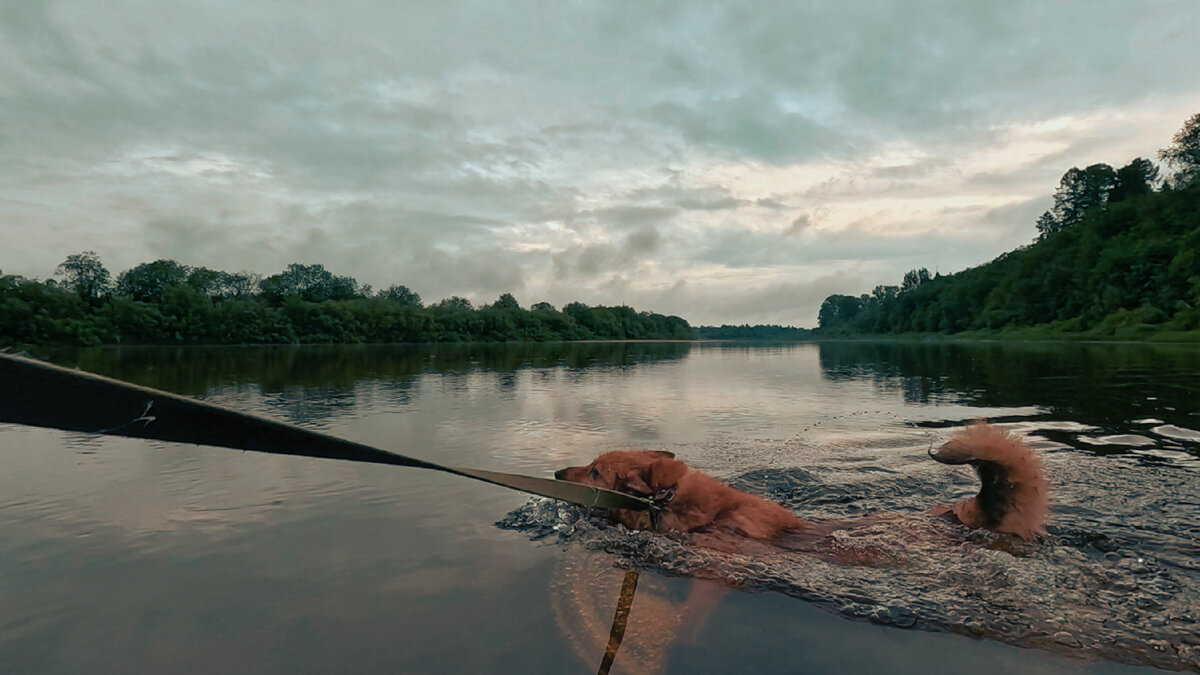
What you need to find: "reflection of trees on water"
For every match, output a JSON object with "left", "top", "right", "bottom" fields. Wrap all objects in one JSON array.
[
  {"left": 48, "top": 342, "right": 694, "bottom": 424},
  {"left": 817, "top": 340, "right": 1200, "bottom": 432},
  {"left": 818, "top": 342, "right": 982, "bottom": 406}
]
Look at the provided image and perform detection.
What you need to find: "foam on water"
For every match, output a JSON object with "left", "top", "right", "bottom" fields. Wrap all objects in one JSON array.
[
  {"left": 1078, "top": 434, "right": 1158, "bottom": 447},
  {"left": 1153, "top": 425, "right": 1200, "bottom": 443}
]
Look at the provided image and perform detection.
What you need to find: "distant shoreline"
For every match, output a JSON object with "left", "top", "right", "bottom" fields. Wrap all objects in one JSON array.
[
  {"left": 13, "top": 331, "right": 1199, "bottom": 352},
  {"left": 808, "top": 330, "right": 1200, "bottom": 345}
]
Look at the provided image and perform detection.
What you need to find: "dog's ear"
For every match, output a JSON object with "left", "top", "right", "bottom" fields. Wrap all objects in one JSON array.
[
  {"left": 619, "top": 456, "right": 687, "bottom": 497},
  {"left": 647, "top": 456, "right": 686, "bottom": 489}
]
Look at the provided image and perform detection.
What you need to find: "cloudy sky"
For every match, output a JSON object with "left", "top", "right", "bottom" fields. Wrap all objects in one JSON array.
[{"left": 2, "top": 1, "right": 1199, "bottom": 326}]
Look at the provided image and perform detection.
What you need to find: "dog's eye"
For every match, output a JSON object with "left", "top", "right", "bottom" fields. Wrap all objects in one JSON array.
[{"left": 588, "top": 467, "right": 600, "bottom": 479}]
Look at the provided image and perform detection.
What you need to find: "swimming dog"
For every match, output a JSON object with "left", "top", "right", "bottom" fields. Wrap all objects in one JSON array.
[{"left": 554, "top": 421, "right": 1049, "bottom": 545}]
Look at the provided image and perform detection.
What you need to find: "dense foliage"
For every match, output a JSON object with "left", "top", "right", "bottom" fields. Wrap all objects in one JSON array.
[
  {"left": 818, "top": 114, "right": 1200, "bottom": 340},
  {"left": 818, "top": 180, "right": 1200, "bottom": 338},
  {"left": 696, "top": 324, "right": 813, "bottom": 340},
  {"left": 0, "top": 260, "right": 692, "bottom": 347}
]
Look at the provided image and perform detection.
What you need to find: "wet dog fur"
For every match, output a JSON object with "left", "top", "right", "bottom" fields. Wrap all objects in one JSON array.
[{"left": 555, "top": 421, "right": 1048, "bottom": 547}]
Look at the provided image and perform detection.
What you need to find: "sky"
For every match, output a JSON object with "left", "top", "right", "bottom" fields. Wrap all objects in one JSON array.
[{"left": 2, "top": 1, "right": 1199, "bottom": 326}]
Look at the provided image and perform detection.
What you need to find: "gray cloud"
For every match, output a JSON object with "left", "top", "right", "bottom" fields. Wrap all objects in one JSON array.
[
  {"left": 633, "top": 182, "right": 747, "bottom": 212},
  {"left": 553, "top": 227, "right": 664, "bottom": 281},
  {"left": 585, "top": 205, "right": 678, "bottom": 231},
  {"left": 647, "top": 93, "right": 845, "bottom": 163},
  {"left": 786, "top": 215, "right": 811, "bottom": 236}
]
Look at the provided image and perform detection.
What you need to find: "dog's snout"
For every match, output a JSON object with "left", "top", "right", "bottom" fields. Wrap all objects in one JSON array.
[{"left": 554, "top": 468, "right": 567, "bottom": 480}]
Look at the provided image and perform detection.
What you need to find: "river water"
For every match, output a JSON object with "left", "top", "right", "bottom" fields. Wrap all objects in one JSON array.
[{"left": 1, "top": 341, "right": 1198, "bottom": 673}]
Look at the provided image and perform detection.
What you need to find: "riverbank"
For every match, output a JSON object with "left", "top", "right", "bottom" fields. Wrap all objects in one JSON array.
[{"left": 812, "top": 327, "right": 1200, "bottom": 344}]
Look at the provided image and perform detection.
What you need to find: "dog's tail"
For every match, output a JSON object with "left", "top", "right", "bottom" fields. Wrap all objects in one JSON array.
[{"left": 929, "top": 422, "right": 1049, "bottom": 540}]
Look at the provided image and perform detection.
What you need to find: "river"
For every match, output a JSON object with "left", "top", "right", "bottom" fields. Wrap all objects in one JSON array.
[{"left": 1, "top": 341, "right": 1197, "bottom": 673}]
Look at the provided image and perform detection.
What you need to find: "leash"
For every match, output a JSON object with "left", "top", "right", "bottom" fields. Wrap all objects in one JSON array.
[{"left": 0, "top": 351, "right": 655, "bottom": 514}]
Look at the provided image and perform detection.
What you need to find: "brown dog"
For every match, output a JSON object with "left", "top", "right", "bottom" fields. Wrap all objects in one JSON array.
[{"left": 555, "top": 422, "right": 1049, "bottom": 546}]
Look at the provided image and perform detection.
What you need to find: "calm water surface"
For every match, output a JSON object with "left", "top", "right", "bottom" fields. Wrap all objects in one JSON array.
[{"left": 2, "top": 341, "right": 1198, "bottom": 673}]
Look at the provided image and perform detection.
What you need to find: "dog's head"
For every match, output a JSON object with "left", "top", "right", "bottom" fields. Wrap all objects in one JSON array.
[{"left": 555, "top": 450, "right": 688, "bottom": 500}]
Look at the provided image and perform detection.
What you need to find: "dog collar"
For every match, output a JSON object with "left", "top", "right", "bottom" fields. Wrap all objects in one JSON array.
[{"left": 647, "top": 485, "right": 677, "bottom": 531}]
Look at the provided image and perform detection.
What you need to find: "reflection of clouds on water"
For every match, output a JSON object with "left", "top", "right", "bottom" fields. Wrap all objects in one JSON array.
[
  {"left": 1077, "top": 434, "right": 1157, "bottom": 448},
  {"left": 1130, "top": 448, "right": 1198, "bottom": 463},
  {"left": 2, "top": 429, "right": 373, "bottom": 539},
  {"left": 1152, "top": 424, "right": 1200, "bottom": 443}
]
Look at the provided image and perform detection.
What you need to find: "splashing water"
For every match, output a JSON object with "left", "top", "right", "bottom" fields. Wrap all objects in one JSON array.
[{"left": 500, "top": 422, "right": 1200, "bottom": 671}]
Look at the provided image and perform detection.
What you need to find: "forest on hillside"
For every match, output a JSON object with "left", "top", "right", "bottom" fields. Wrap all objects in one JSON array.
[
  {"left": 0, "top": 258, "right": 692, "bottom": 347},
  {"left": 817, "top": 113, "right": 1200, "bottom": 339}
]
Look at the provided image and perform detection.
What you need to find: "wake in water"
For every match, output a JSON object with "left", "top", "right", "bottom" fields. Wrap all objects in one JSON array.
[{"left": 499, "top": 421, "right": 1200, "bottom": 671}]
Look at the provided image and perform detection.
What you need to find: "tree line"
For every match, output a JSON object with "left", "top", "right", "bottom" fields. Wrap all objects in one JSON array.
[
  {"left": 695, "top": 324, "right": 813, "bottom": 340},
  {"left": 818, "top": 113, "right": 1200, "bottom": 339},
  {"left": 0, "top": 258, "right": 693, "bottom": 346}
]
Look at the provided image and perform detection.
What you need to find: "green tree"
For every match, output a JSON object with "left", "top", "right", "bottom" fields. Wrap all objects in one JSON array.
[
  {"left": 816, "top": 178, "right": 1200, "bottom": 336},
  {"left": 563, "top": 301, "right": 589, "bottom": 320},
  {"left": 3, "top": 256, "right": 695, "bottom": 346},
  {"left": 583, "top": 306, "right": 620, "bottom": 337},
  {"left": 379, "top": 284, "right": 422, "bottom": 306},
  {"left": 1035, "top": 210, "right": 1061, "bottom": 239},
  {"left": 1052, "top": 164, "right": 1117, "bottom": 227},
  {"left": 871, "top": 285, "right": 899, "bottom": 302},
  {"left": 901, "top": 267, "right": 932, "bottom": 291},
  {"left": 492, "top": 292, "right": 520, "bottom": 310},
  {"left": 54, "top": 251, "right": 112, "bottom": 303},
  {"left": 260, "top": 263, "right": 363, "bottom": 303},
  {"left": 116, "top": 259, "right": 191, "bottom": 301},
  {"left": 185, "top": 266, "right": 237, "bottom": 297},
  {"left": 159, "top": 283, "right": 214, "bottom": 342},
  {"left": 226, "top": 272, "right": 261, "bottom": 297},
  {"left": 1108, "top": 158, "right": 1159, "bottom": 202},
  {"left": 434, "top": 296, "right": 473, "bottom": 310},
  {"left": 817, "top": 294, "right": 863, "bottom": 329},
  {"left": 1159, "top": 112, "right": 1200, "bottom": 187}
]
